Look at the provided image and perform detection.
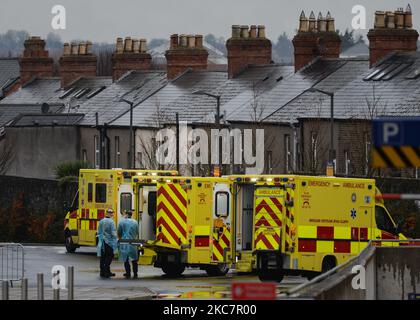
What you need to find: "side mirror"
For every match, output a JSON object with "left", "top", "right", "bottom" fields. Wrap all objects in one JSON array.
[
  {"left": 395, "top": 218, "right": 404, "bottom": 234},
  {"left": 63, "top": 201, "right": 71, "bottom": 212}
]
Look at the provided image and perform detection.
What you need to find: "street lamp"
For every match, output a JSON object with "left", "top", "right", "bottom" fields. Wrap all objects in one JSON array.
[
  {"left": 120, "top": 98, "right": 135, "bottom": 169},
  {"left": 192, "top": 90, "right": 222, "bottom": 175},
  {"left": 305, "top": 87, "right": 335, "bottom": 175}
]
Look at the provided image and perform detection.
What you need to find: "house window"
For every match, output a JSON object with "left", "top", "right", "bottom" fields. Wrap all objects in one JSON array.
[
  {"left": 95, "top": 183, "right": 107, "bottom": 203},
  {"left": 215, "top": 191, "right": 229, "bottom": 218},
  {"left": 94, "top": 135, "right": 100, "bottom": 169},
  {"left": 82, "top": 149, "right": 87, "bottom": 162},
  {"left": 115, "top": 136, "right": 120, "bottom": 167},
  {"left": 284, "top": 134, "right": 291, "bottom": 173}
]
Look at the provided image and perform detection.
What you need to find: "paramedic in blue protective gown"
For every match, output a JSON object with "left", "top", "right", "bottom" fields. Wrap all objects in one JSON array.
[
  {"left": 97, "top": 208, "right": 118, "bottom": 278},
  {"left": 118, "top": 209, "right": 139, "bottom": 279}
]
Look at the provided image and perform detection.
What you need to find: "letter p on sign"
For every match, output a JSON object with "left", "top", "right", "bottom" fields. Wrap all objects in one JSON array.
[{"left": 383, "top": 122, "right": 399, "bottom": 144}]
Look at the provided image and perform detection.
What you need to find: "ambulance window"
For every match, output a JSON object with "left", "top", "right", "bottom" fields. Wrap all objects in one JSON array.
[
  {"left": 120, "top": 193, "right": 132, "bottom": 215},
  {"left": 215, "top": 192, "right": 229, "bottom": 218},
  {"left": 375, "top": 206, "right": 395, "bottom": 234},
  {"left": 95, "top": 183, "right": 107, "bottom": 203},
  {"left": 88, "top": 183, "right": 93, "bottom": 202},
  {"left": 148, "top": 191, "right": 157, "bottom": 217}
]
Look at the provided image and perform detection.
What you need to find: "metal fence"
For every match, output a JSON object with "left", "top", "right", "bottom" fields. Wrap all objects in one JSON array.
[{"left": 0, "top": 243, "right": 24, "bottom": 284}]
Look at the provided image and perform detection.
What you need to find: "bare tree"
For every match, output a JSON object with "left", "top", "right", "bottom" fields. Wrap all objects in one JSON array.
[
  {"left": 136, "top": 98, "right": 176, "bottom": 170},
  {"left": 300, "top": 99, "right": 330, "bottom": 175},
  {"left": 248, "top": 81, "right": 282, "bottom": 174}
]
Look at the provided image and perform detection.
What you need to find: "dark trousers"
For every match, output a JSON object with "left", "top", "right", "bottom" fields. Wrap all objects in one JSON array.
[
  {"left": 124, "top": 258, "right": 138, "bottom": 276},
  {"left": 100, "top": 243, "right": 114, "bottom": 275}
]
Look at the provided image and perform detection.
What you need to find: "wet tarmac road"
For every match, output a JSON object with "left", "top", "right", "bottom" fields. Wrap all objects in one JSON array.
[{"left": 21, "top": 245, "right": 307, "bottom": 299}]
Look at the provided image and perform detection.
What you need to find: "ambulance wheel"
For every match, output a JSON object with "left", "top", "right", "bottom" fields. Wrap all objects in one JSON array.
[
  {"left": 321, "top": 256, "right": 337, "bottom": 273},
  {"left": 205, "top": 264, "right": 229, "bottom": 276},
  {"left": 162, "top": 263, "right": 185, "bottom": 277},
  {"left": 257, "top": 253, "right": 284, "bottom": 282},
  {"left": 65, "top": 232, "right": 77, "bottom": 253}
]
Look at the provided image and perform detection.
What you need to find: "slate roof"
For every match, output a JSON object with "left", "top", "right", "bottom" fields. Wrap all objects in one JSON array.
[
  {"left": 0, "top": 58, "right": 20, "bottom": 97},
  {"left": 0, "top": 103, "right": 64, "bottom": 126},
  {"left": 110, "top": 64, "right": 295, "bottom": 127},
  {"left": 0, "top": 76, "right": 112, "bottom": 107},
  {"left": 268, "top": 52, "right": 420, "bottom": 122},
  {"left": 77, "top": 70, "right": 168, "bottom": 126}
]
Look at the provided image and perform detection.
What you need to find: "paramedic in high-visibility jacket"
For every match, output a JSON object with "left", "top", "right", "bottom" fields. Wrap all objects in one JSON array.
[
  {"left": 97, "top": 208, "right": 118, "bottom": 279},
  {"left": 118, "top": 210, "right": 139, "bottom": 279}
]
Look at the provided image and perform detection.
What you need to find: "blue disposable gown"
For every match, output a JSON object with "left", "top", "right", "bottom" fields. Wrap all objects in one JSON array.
[
  {"left": 118, "top": 218, "right": 139, "bottom": 262},
  {"left": 97, "top": 217, "right": 119, "bottom": 257}
]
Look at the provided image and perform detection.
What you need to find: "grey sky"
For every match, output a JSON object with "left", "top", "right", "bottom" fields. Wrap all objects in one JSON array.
[{"left": 1, "top": 0, "right": 418, "bottom": 42}]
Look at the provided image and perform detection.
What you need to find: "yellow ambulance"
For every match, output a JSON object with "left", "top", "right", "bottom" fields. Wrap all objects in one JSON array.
[
  {"left": 63, "top": 169, "right": 177, "bottom": 253},
  {"left": 231, "top": 175, "right": 406, "bottom": 281},
  {"left": 138, "top": 176, "right": 234, "bottom": 277}
]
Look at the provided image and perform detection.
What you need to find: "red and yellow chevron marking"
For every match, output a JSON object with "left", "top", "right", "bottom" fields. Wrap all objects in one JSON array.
[
  {"left": 254, "top": 226, "right": 281, "bottom": 250},
  {"left": 254, "top": 197, "right": 283, "bottom": 227},
  {"left": 156, "top": 183, "right": 187, "bottom": 247},
  {"left": 212, "top": 227, "right": 231, "bottom": 262},
  {"left": 284, "top": 189, "right": 295, "bottom": 252}
]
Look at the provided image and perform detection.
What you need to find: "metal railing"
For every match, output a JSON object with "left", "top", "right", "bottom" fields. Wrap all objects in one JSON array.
[{"left": 0, "top": 243, "right": 24, "bottom": 285}]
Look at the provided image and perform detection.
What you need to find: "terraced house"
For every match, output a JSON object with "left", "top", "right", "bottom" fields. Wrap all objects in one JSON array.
[{"left": 0, "top": 6, "right": 419, "bottom": 179}]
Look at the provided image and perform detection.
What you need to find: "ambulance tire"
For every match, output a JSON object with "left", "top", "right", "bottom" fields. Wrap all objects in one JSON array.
[
  {"left": 162, "top": 263, "right": 185, "bottom": 278},
  {"left": 65, "top": 232, "right": 77, "bottom": 253},
  {"left": 321, "top": 256, "right": 337, "bottom": 273},
  {"left": 205, "top": 264, "right": 229, "bottom": 276},
  {"left": 257, "top": 253, "right": 284, "bottom": 282}
]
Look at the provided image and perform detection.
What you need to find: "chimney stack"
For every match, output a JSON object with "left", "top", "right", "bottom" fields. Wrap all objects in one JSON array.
[
  {"left": 226, "top": 24, "right": 272, "bottom": 79},
  {"left": 165, "top": 34, "right": 209, "bottom": 80},
  {"left": 293, "top": 11, "right": 341, "bottom": 72},
  {"left": 59, "top": 41, "right": 97, "bottom": 88},
  {"left": 368, "top": 4, "right": 418, "bottom": 67},
  {"left": 111, "top": 37, "right": 152, "bottom": 81},
  {"left": 19, "top": 36, "right": 54, "bottom": 85}
]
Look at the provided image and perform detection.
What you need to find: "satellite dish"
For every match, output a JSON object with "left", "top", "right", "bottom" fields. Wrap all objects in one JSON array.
[{"left": 41, "top": 103, "right": 50, "bottom": 114}]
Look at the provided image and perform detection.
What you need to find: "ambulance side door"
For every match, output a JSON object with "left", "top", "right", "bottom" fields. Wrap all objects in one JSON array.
[
  {"left": 212, "top": 183, "right": 232, "bottom": 263},
  {"left": 118, "top": 184, "right": 135, "bottom": 227}
]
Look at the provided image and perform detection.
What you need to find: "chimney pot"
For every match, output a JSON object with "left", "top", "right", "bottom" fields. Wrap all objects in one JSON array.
[
  {"left": 318, "top": 12, "right": 327, "bottom": 32},
  {"left": 299, "top": 11, "right": 309, "bottom": 32},
  {"left": 170, "top": 34, "right": 179, "bottom": 49},
  {"left": 133, "top": 39, "right": 140, "bottom": 53},
  {"left": 405, "top": 4, "right": 413, "bottom": 29},
  {"left": 309, "top": 11, "right": 316, "bottom": 32},
  {"left": 86, "top": 41, "right": 93, "bottom": 55},
  {"left": 79, "top": 42, "right": 87, "bottom": 55},
  {"left": 180, "top": 34, "right": 188, "bottom": 47},
  {"left": 395, "top": 9, "right": 405, "bottom": 29},
  {"left": 257, "top": 25, "right": 266, "bottom": 38},
  {"left": 195, "top": 35, "right": 203, "bottom": 48},
  {"left": 375, "top": 11, "right": 386, "bottom": 28},
  {"left": 240, "top": 25, "right": 249, "bottom": 38},
  {"left": 63, "top": 43, "right": 71, "bottom": 55},
  {"left": 140, "top": 39, "right": 147, "bottom": 53},
  {"left": 116, "top": 38, "right": 124, "bottom": 53},
  {"left": 250, "top": 25, "right": 257, "bottom": 38},
  {"left": 124, "top": 37, "right": 133, "bottom": 52},
  {"left": 187, "top": 35, "right": 195, "bottom": 48},
  {"left": 71, "top": 42, "right": 78, "bottom": 55},
  {"left": 232, "top": 25, "right": 241, "bottom": 38},
  {"left": 326, "top": 12, "right": 335, "bottom": 32},
  {"left": 386, "top": 12, "right": 396, "bottom": 29}
]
